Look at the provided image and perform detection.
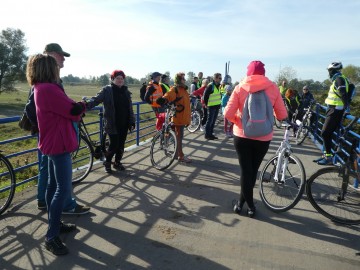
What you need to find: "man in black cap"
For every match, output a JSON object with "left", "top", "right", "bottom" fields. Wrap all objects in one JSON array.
[
  {"left": 28, "top": 43, "right": 90, "bottom": 215},
  {"left": 144, "top": 72, "right": 168, "bottom": 130}
]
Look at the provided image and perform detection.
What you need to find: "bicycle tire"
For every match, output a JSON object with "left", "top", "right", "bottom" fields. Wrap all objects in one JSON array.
[
  {"left": 187, "top": 111, "right": 201, "bottom": 133},
  {"left": 259, "top": 154, "right": 306, "bottom": 212},
  {"left": 71, "top": 135, "right": 94, "bottom": 184},
  {"left": 150, "top": 130, "right": 178, "bottom": 170},
  {"left": 0, "top": 154, "right": 16, "bottom": 215},
  {"left": 295, "top": 126, "right": 309, "bottom": 145},
  {"left": 306, "top": 167, "right": 360, "bottom": 225}
]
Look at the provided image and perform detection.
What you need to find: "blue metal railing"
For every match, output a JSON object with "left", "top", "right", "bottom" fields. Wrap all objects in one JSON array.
[{"left": 0, "top": 102, "right": 157, "bottom": 191}]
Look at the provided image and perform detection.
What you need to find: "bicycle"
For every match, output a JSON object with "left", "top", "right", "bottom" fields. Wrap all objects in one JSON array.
[
  {"left": 71, "top": 112, "right": 107, "bottom": 184},
  {"left": 306, "top": 116, "right": 360, "bottom": 225},
  {"left": 150, "top": 102, "right": 178, "bottom": 170},
  {"left": 0, "top": 151, "right": 16, "bottom": 216},
  {"left": 294, "top": 100, "right": 316, "bottom": 145},
  {"left": 259, "top": 124, "right": 306, "bottom": 212},
  {"left": 187, "top": 96, "right": 203, "bottom": 133}
]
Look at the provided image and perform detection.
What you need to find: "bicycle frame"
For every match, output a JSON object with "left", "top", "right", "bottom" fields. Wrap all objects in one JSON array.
[{"left": 274, "top": 126, "right": 292, "bottom": 183}]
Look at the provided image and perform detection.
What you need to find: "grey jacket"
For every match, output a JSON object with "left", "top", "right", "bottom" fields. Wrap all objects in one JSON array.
[{"left": 86, "top": 84, "right": 135, "bottom": 134}]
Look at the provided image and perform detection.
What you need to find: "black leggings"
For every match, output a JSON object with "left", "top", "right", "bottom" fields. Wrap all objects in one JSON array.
[
  {"left": 233, "top": 136, "right": 270, "bottom": 209},
  {"left": 321, "top": 107, "right": 344, "bottom": 154}
]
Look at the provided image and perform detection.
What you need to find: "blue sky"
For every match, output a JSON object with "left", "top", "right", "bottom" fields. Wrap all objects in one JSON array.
[{"left": 1, "top": 0, "right": 360, "bottom": 83}]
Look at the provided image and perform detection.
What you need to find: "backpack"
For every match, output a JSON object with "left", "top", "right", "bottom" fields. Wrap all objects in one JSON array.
[
  {"left": 139, "top": 82, "right": 147, "bottom": 102},
  {"left": 241, "top": 90, "right": 274, "bottom": 137}
]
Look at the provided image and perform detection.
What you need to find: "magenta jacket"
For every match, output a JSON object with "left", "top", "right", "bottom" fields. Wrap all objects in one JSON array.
[
  {"left": 34, "top": 83, "right": 83, "bottom": 155},
  {"left": 224, "top": 75, "right": 288, "bottom": 141}
]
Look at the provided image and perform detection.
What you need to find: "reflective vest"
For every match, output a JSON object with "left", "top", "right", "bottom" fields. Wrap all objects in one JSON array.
[
  {"left": 160, "top": 83, "right": 170, "bottom": 92},
  {"left": 325, "top": 74, "right": 349, "bottom": 106},
  {"left": 149, "top": 82, "right": 163, "bottom": 108},
  {"left": 285, "top": 95, "right": 300, "bottom": 107},
  {"left": 207, "top": 84, "right": 222, "bottom": 106},
  {"left": 197, "top": 78, "right": 202, "bottom": 89}
]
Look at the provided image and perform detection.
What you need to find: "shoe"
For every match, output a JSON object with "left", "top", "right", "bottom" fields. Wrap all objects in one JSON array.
[
  {"left": 247, "top": 207, "right": 256, "bottom": 218},
  {"left": 205, "top": 135, "right": 215, "bottom": 140},
  {"left": 62, "top": 205, "right": 90, "bottom": 215},
  {"left": 200, "top": 125, "right": 205, "bottom": 132},
  {"left": 113, "top": 161, "right": 125, "bottom": 171},
  {"left": 313, "top": 155, "right": 325, "bottom": 163},
  {"left": 211, "top": 135, "right": 219, "bottom": 140},
  {"left": 59, "top": 221, "right": 76, "bottom": 233},
  {"left": 178, "top": 156, "right": 192, "bottom": 163},
  {"left": 38, "top": 201, "right": 46, "bottom": 210},
  {"left": 317, "top": 156, "right": 333, "bottom": 165},
  {"left": 45, "top": 236, "right": 69, "bottom": 256},
  {"left": 104, "top": 161, "right": 112, "bottom": 173},
  {"left": 232, "top": 199, "right": 242, "bottom": 215}
]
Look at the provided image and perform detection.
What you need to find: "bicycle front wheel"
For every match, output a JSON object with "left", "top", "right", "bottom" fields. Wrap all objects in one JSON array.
[
  {"left": 306, "top": 167, "right": 360, "bottom": 225},
  {"left": 0, "top": 154, "right": 16, "bottom": 215},
  {"left": 187, "top": 111, "right": 201, "bottom": 133},
  {"left": 295, "top": 125, "right": 309, "bottom": 145},
  {"left": 150, "top": 130, "right": 178, "bottom": 170},
  {"left": 259, "top": 154, "right": 306, "bottom": 212},
  {"left": 71, "top": 135, "right": 94, "bottom": 184}
]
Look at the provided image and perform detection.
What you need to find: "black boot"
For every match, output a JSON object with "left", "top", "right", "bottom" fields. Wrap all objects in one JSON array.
[{"left": 103, "top": 161, "right": 112, "bottom": 173}]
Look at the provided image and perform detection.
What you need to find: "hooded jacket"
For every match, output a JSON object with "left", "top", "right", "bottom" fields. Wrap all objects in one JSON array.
[
  {"left": 224, "top": 75, "right": 287, "bottom": 141},
  {"left": 163, "top": 85, "right": 191, "bottom": 126}
]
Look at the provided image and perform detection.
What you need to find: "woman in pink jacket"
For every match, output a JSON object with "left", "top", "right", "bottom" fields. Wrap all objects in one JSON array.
[
  {"left": 224, "top": 61, "right": 287, "bottom": 218},
  {"left": 26, "top": 54, "right": 86, "bottom": 255}
]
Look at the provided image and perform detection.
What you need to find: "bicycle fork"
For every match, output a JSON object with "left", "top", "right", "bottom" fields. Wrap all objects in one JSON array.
[{"left": 274, "top": 147, "right": 289, "bottom": 184}]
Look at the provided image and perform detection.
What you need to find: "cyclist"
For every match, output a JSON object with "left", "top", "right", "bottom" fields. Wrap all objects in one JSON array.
[
  {"left": 284, "top": 88, "right": 303, "bottom": 136},
  {"left": 156, "top": 72, "right": 192, "bottom": 163},
  {"left": 192, "top": 79, "right": 209, "bottom": 131},
  {"left": 316, "top": 62, "right": 349, "bottom": 165}
]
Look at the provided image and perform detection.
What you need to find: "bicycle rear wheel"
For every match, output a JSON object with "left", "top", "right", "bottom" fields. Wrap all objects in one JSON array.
[
  {"left": 259, "top": 154, "right": 306, "bottom": 212},
  {"left": 0, "top": 154, "right": 16, "bottom": 215},
  {"left": 306, "top": 167, "right": 360, "bottom": 225},
  {"left": 71, "top": 135, "right": 94, "bottom": 184},
  {"left": 150, "top": 130, "right": 178, "bottom": 170},
  {"left": 295, "top": 125, "right": 309, "bottom": 145},
  {"left": 187, "top": 111, "right": 201, "bottom": 133}
]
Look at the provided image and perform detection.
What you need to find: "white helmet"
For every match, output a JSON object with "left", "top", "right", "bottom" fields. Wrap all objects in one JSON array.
[{"left": 327, "top": 62, "right": 343, "bottom": 71}]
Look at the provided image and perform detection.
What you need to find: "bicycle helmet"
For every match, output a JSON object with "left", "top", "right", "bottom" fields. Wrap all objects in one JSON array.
[{"left": 327, "top": 62, "right": 342, "bottom": 71}]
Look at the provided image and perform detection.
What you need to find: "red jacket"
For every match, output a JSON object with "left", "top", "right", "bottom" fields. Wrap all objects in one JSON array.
[{"left": 34, "top": 83, "right": 85, "bottom": 155}]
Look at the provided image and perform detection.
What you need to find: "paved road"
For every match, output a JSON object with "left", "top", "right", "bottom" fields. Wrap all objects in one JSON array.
[{"left": 1, "top": 125, "right": 359, "bottom": 270}]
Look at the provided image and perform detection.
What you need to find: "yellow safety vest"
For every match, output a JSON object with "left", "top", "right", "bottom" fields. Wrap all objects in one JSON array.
[
  {"left": 160, "top": 83, "right": 170, "bottom": 92},
  {"left": 325, "top": 75, "right": 349, "bottom": 106},
  {"left": 207, "top": 84, "right": 222, "bottom": 106}
]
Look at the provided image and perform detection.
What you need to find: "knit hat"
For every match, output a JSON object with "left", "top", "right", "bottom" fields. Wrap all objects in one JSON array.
[
  {"left": 111, "top": 70, "right": 126, "bottom": 80},
  {"left": 151, "top": 72, "right": 162, "bottom": 79},
  {"left": 246, "top": 60, "right": 265, "bottom": 76}
]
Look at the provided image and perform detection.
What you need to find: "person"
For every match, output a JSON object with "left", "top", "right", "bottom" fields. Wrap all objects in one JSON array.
[
  {"left": 284, "top": 88, "right": 303, "bottom": 136},
  {"left": 224, "top": 60, "right": 287, "bottom": 218},
  {"left": 192, "top": 79, "right": 209, "bottom": 131},
  {"left": 25, "top": 43, "right": 90, "bottom": 215},
  {"left": 27, "top": 54, "right": 86, "bottom": 255},
  {"left": 190, "top": 77, "right": 199, "bottom": 94},
  {"left": 203, "top": 73, "right": 222, "bottom": 140},
  {"left": 221, "top": 85, "right": 233, "bottom": 137},
  {"left": 316, "top": 62, "right": 349, "bottom": 165},
  {"left": 144, "top": 72, "right": 167, "bottom": 130},
  {"left": 279, "top": 80, "right": 287, "bottom": 96},
  {"left": 301, "top": 85, "right": 315, "bottom": 109},
  {"left": 85, "top": 70, "right": 135, "bottom": 173},
  {"left": 160, "top": 74, "right": 171, "bottom": 93},
  {"left": 156, "top": 72, "right": 191, "bottom": 163},
  {"left": 197, "top": 72, "right": 204, "bottom": 89}
]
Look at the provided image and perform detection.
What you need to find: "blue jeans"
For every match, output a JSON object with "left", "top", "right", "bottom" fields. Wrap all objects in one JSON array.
[
  {"left": 37, "top": 153, "right": 76, "bottom": 211},
  {"left": 46, "top": 152, "right": 73, "bottom": 240},
  {"left": 205, "top": 105, "right": 220, "bottom": 137}
]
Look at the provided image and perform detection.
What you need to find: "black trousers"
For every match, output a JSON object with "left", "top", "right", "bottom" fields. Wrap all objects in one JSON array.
[
  {"left": 233, "top": 136, "right": 270, "bottom": 209},
  {"left": 321, "top": 107, "right": 344, "bottom": 154},
  {"left": 106, "top": 128, "right": 128, "bottom": 163}
]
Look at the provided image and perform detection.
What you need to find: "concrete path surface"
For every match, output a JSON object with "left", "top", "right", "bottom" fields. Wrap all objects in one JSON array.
[{"left": 1, "top": 126, "right": 359, "bottom": 270}]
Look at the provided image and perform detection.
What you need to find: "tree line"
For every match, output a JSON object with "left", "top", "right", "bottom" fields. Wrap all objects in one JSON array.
[{"left": 1, "top": 27, "right": 360, "bottom": 94}]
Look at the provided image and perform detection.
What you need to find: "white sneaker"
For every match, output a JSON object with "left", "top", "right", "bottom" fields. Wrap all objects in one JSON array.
[{"left": 200, "top": 125, "right": 205, "bottom": 132}]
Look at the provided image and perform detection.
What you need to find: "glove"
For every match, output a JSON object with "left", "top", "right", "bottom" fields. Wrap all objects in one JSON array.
[
  {"left": 70, "top": 102, "right": 85, "bottom": 116},
  {"left": 156, "top": 97, "right": 166, "bottom": 106},
  {"left": 128, "top": 123, "right": 135, "bottom": 132}
]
